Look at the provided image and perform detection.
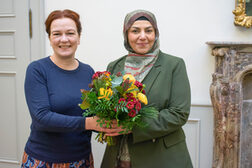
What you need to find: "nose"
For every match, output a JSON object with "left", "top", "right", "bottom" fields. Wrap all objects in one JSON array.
[
  {"left": 60, "top": 34, "right": 68, "bottom": 42},
  {"left": 139, "top": 31, "right": 146, "bottom": 40}
]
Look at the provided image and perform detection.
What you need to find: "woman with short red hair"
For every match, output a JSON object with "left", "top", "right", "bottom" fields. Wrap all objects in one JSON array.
[{"left": 21, "top": 9, "right": 123, "bottom": 168}]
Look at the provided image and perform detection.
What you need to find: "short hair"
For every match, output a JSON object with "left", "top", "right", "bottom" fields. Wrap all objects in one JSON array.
[{"left": 45, "top": 9, "right": 82, "bottom": 37}]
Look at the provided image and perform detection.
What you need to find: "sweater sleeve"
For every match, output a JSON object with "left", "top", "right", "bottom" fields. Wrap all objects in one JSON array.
[
  {"left": 132, "top": 58, "right": 191, "bottom": 143},
  {"left": 25, "top": 62, "right": 86, "bottom": 132}
]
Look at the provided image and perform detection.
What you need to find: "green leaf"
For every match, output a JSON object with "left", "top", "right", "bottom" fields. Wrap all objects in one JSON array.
[
  {"left": 79, "top": 102, "right": 90, "bottom": 110},
  {"left": 111, "top": 76, "right": 123, "bottom": 87},
  {"left": 79, "top": 89, "right": 91, "bottom": 110},
  {"left": 106, "top": 122, "right": 110, "bottom": 128}
]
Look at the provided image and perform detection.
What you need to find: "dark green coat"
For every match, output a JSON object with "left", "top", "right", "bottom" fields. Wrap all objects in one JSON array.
[{"left": 101, "top": 51, "right": 193, "bottom": 168}]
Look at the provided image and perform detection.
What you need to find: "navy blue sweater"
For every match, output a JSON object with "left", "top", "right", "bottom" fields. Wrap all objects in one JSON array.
[{"left": 24, "top": 56, "right": 94, "bottom": 163}]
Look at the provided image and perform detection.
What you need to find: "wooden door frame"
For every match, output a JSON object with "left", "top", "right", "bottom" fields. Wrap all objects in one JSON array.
[{"left": 30, "top": 0, "right": 45, "bottom": 61}]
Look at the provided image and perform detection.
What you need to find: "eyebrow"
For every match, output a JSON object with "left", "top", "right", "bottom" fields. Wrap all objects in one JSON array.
[
  {"left": 51, "top": 28, "right": 76, "bottom": 32},
  {"left": 130, "top": 26, "right": 154, "bottom": 29}
]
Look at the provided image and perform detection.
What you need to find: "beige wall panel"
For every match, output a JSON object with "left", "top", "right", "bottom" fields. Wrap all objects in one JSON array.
[
  {"left": 183, "top": 119, "right": 201, "bottom": 168},
  {"left": 0, "top": 73, "right": 18, "bottom": 162},
  {"left": 0, "top": 31, "right": 15, "bottom": 58},
  {"left": 0, "top": 0, "right": 14, "bottom": 15}
]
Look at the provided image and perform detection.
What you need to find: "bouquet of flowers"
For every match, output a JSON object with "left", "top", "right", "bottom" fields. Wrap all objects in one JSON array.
[{"left": 79, "top": 71, "right": 158, "bottom": 145}]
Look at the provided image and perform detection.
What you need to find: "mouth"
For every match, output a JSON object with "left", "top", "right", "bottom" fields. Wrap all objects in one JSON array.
[
  {"left": 59, "top": 45, "right": 71, "bottom": 48},
  {"left": 137, "top": 43, "right": 148, "bottom": 47}
]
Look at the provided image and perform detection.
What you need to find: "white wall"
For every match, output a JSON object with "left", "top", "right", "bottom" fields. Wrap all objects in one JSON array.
[
  {"left": 43, "top": 0, "right": 252, "bottom": 167},
  {"left": 44, "top": 0, "right": 252, "bottom": 105}
]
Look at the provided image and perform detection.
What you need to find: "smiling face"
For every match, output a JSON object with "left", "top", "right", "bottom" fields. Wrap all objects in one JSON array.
[
  {"left": 49, "top": 17, "right": 80, "bottom": 59},
  {"left": 127, "top": 20, "right": 155, "bottom": 55}
]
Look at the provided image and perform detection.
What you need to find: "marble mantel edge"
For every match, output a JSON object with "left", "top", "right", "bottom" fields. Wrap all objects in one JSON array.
[{"left": 206, "top": 41, "right": 252, "bottom": 47}]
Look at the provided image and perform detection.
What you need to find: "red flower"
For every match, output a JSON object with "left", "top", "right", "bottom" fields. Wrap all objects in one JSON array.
[
  {"left": 92, "top": 73, "right": 98, "bottom": 79},
  {"left": 126, "top": 93, "right": 134, "bottom": 99},
  {"left": 92, "top": 71, "right": 110, "bottom": 79},
  {"left": 127, "top": 97, "right": 137, "bottom": 104},
  {"left": 92, "top": 71, "right": 102, "bottom": 79},
  {"left": 128, "top": 109, "right": 136, "bottom": 117},
  {"left": 135, "top": 101, "right": 141, "bottom": 111},
  {"left": 119, "top": 98, "right": 126, "bottom": 103},
  {"left": 126, "top": 101, "right": 134, "bottom": 110},
  {"left": 142, "top": 90, "right": 146, "bottom": 94},
  {"left": 116, "top": 72, "right": 122, "bottom": 77},
  {"left": 134, "top": 80, "right": 143, "bottom": 88}
]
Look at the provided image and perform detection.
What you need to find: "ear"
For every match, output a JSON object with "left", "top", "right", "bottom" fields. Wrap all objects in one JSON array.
[
  {"left": 48, "top": 35, "right": 53, "bottom": 46},
  {"left": 77, "top": 36, "right": 80, "bottom": 45}
]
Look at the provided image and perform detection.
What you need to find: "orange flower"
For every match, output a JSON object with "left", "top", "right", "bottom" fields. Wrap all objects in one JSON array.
[
  {"left": 123, "top": 74, "right": 136, "bottom": 84},
  {"left": 98, "top": 88, "right": 113, "bottom": 100}
]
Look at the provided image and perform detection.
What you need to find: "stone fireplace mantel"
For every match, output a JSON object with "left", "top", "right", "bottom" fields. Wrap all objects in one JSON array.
[{"left": 206, "top": 41, "right": 252, "bottom": 168}]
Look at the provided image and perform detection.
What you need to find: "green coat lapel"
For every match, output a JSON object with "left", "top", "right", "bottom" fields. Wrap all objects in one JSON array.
[{"left": 110, "top": 57, "right": 125, "bottom": 74}]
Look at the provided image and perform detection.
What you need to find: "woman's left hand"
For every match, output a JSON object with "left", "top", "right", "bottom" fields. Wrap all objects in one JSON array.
[{"left": 104, "top": 119, "right": 131, "bottom": 136}]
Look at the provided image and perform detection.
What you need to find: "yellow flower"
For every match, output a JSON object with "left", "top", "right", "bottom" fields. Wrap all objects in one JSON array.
[
  {"left": 128, "top": 85, "right": 138, "bottom": 97},
  {"left": 137, "top": 93, "right": 148, "bottom": 105},
  {"left": 123, "top": 74, "right": 136, "bottom": 84},
  {"left": 105, "top": 78, "right": 112, "bottom": 87},
  {"left": 98, "top": 88, "right": 113, "bottom": 100}
]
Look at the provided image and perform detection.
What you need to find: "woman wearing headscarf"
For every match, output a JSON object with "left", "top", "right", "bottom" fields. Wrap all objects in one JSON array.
[{"left": 101, "top": 9, "right": 193, "bottom": 168}]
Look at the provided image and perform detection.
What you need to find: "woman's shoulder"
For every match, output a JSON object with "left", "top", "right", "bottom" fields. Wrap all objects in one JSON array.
[
  {"left": 159, "top": 51, "right": 184, "bottom": 63},
  {"left": 157, "top": 51, "right": 188, "bottom": 73},
  {"left": 78, "top": 61, "right": 94, "bottom": 73},
  {"left": 158, "top": 51, "right": 186, "bottom": 69},
  {"left": 26, "top": 56, "right": 50, "bottom": 71},
  {"left": 108, "top": 55, "right": 127, "bottom": 66},
  {"left": 107, "top": 55, "right": 127, "bottom": 70},
  {"left": 25, "top": 57, "right": 52, "bottom": 80}
]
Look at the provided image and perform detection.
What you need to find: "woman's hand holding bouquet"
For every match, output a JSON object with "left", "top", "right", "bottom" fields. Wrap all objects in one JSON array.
[
  {"left": 79, "top": 71, "right": 158, "bottom": 145},
  {"left": 85, "top": 116, "right": 126, "bottom": 136}
]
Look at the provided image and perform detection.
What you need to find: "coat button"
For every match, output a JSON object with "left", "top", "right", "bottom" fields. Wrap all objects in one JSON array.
[{"left": 152, "top": 139, "right": 156, "bottom": 142}]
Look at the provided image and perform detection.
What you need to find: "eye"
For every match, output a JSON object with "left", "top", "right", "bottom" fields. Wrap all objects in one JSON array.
[
  {"left": 130, "top": 29, "right": 139, "bottom": 34},
  {"left": 67, "top": 32, "right": 76, "bottom": 35},
  {"left": 146, "top": 29, "right": 154, "bottom": 33},
  {"left": 52, "top": 32, "right": 60, "bottom": 36}
]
